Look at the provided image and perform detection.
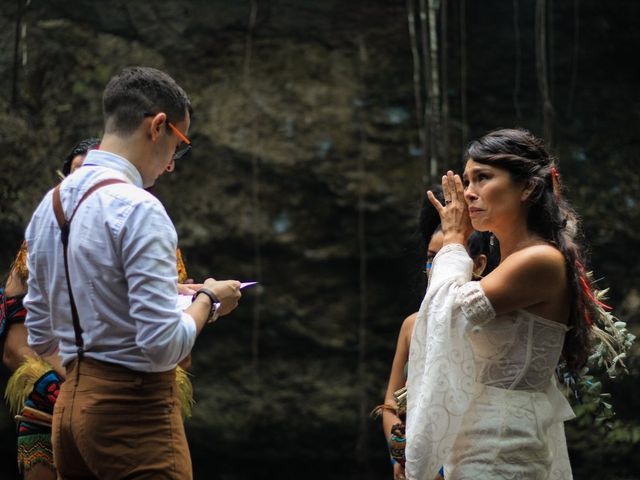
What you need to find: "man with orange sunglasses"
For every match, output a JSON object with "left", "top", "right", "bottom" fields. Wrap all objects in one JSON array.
[{"left": 23, "top": 67, "right": 241, "bottom": 479}]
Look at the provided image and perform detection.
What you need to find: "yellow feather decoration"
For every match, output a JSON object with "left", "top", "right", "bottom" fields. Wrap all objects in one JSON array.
[
  {"left": 5, "top": 357, "right": 53, "bottom": 417},
  {"left": 176, "top": 248, "right": 188, "bottom": 284},
  {"left": 175, "top": 366, "right": 195, "bottom": 419}
]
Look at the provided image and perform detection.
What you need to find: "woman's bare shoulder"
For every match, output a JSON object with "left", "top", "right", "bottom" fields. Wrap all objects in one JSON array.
[
  {"left": 481, "top": 243, "right": 567, "bottom": 315},
  {"left": 502, "top": 243, "right": 566, "bottom": 278}
]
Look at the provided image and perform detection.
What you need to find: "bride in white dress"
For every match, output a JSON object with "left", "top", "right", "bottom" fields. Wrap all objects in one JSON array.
[{"left": 406, "top": 129, "right": 599, "bottom": 480}]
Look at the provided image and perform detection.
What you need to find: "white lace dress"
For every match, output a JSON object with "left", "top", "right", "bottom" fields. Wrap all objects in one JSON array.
[{"left": 405, "top": 244, "right": 574, "bottom": 480}]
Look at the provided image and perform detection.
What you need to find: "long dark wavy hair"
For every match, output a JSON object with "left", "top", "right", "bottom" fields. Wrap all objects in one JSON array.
[{"left": 465, "top": 128, "right": 594, "bottom": 372}]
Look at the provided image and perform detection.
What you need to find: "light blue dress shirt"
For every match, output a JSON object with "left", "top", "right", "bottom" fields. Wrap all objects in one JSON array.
[{"left": 24, "top": 150, "right": 196, "bottom": 372}]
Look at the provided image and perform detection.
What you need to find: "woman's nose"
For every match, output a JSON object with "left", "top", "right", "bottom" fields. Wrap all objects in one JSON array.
[{"left": 464, "top": 186, "right": 478, "bottom": 202}]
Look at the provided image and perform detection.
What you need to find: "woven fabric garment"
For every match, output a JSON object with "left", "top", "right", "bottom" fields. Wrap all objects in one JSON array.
[
  {"left": 6, "top": 360, "right": 62, "bottom": 473},
  {"left": 406, "top": 244, "right": 574, "bottom": 480},
  {"left": 0, "top": 290, "right": 27, "bottom": 339},
  {"left": 17, "top": 433, "right": 54, "bottom": 473}
]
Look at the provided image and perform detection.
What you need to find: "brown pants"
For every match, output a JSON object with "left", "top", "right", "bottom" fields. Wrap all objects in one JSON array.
[{"left": 52, "top": 357, "right": 192, "bottom": 479}]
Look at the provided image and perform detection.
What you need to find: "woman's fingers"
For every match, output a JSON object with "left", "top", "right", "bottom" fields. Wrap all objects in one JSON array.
[
  {"left": 453, "top": 173, "right": 465, "bottom": 201},
  {"left": 450, "top": 171, "right": 459, "bottom": 203},
  {"left": 428, "top": 170, "right": 470, "bottom": 244},
  {"left": 441, "top": 175, "right": 450, "bottom": 204},
  {"left": 426, "top": 190, "right": 444, "bottom": 214},
  {"left": 443, "top": 171, "right": 462, "bottom": 205},
  {"left": 433, "top": 170, "right": 464, "bottom": 214}
]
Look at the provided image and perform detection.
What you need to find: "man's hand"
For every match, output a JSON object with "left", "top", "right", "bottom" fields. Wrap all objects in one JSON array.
[{"left": 203, "top": 278, "right": 241, "bottom": 316}]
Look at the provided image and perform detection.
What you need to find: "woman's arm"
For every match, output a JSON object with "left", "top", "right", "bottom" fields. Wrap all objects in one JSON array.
[
  {"left": 384, "top": 314, "right": 416, "bottom": 479},
  {"left": 3, "top": 323, "right": 34, "bottom": 372},
  {"left": 3, "top": 266, "right": 32, "bottom": 372},
  {"left": 3, "top": 322, "right": 65, "bottom": 378},
  {"left": 382, "top": 313, "right": 416, "bottom": 441}
]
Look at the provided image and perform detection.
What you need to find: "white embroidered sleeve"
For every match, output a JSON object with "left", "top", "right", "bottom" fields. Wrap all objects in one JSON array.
[
  {"left": 456, "top": 282, "right": 495, "bottom": 326},
  {"left": 406, "top": 243, "right": 476, "bottom": 480}
]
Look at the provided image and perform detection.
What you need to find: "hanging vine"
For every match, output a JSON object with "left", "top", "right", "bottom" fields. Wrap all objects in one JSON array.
[
  {"left": 513, "top": 0, "right": 522, "bottom": 119},
  {"left": 409, "top": 0, "right": 447, "bottom": 182},
  {"left": 354, "top": 35, "right": 370, "bottom": 471},
  {"left": 459, "top": 0, "right": 468, "bottom": 150},
  {"left": 535, "top": 0, "right": 553, "bottom": 147},
  {"left": 11, "top": 0, "right": 29, "bottom": 109},
  {"left": 440, "top": 0, "right": 449, "bottom": 163},
  {"left": 407, "top": 0, "right": 426, "bottom": 168},
  {"left": 418, "top": 0, "right": 432, "bottom": 183},
  {"left": 567, "top": 0, "right": 580, "bottom": 116},
  {"left": 548, "top": 0, "right": 555, "bottom": 123},
  {"left": 427, "top": 0, "right": 441, "bottom": 178},
  {"left": 243, "top": 0, "right": 261, "bottom": 372}
]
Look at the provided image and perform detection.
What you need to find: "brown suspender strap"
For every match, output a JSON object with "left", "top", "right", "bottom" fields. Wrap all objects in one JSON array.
[
  {"left": 52, "top": 178, "right": 127, "bottom": 228},
  {"left": 51, "top": 178, "right": 127, "bottom": 359}
]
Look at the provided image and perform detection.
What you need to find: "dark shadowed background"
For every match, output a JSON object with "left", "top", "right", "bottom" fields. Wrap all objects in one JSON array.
[{"left": 0, "top": 1, "right": 638, "bottom": 479}]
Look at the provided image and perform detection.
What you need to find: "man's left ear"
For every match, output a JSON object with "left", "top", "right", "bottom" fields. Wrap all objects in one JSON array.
[{"left": 149, "top": 112, "right": 168, "bottom": 142}]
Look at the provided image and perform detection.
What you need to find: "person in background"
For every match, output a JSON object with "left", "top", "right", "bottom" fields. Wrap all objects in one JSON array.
[
  {"left": 2, "top": 137, "right": 99, "bottom": 479},
  {"left": 59, "top": 138, "right": 101, "bottom": 178}
]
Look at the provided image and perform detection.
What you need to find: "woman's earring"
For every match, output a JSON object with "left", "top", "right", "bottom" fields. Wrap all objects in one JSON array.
[{"left": 489, "top": 233, "right": 495, "bottom": 247}]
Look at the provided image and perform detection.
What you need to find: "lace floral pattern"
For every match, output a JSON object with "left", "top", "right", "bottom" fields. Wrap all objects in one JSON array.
[{"left": 469, "top": 309, "right": 569, "bottom": 392}]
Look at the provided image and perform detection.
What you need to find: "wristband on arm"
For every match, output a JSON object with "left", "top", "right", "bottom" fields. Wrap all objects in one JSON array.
[{"left": 192, "top": 288, "right": 220, "bottom": 323}]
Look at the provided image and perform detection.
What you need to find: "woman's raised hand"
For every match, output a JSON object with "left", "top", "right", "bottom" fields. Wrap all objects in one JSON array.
[{"left": 426, "top": 170, "right": 472, "bottom": 246}]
